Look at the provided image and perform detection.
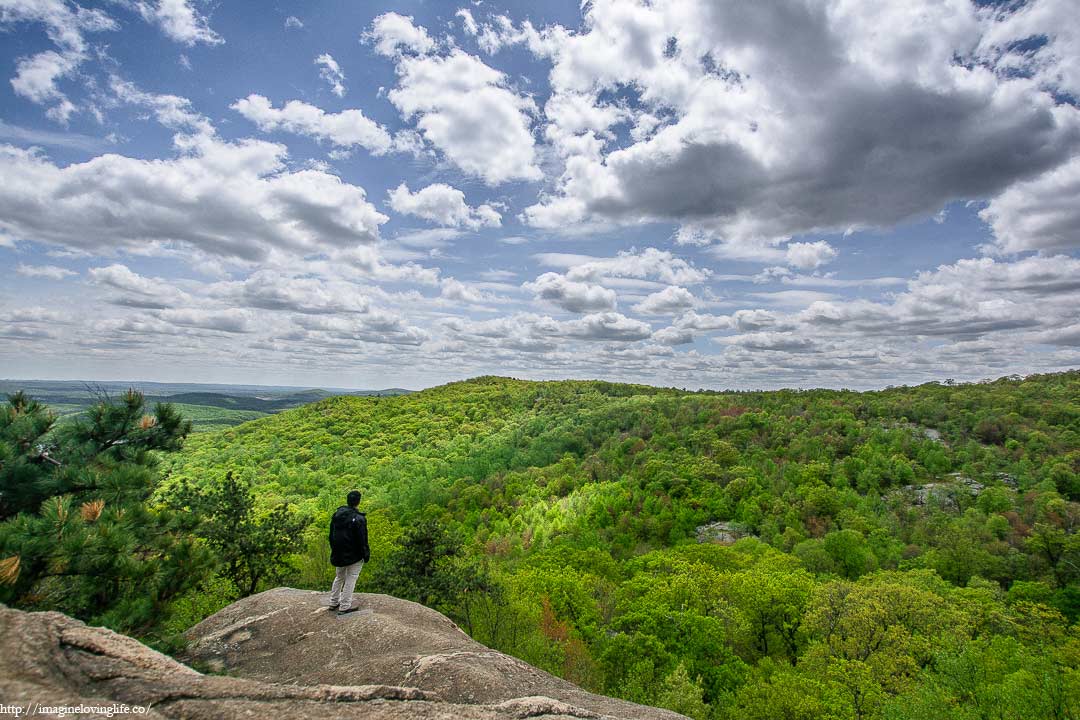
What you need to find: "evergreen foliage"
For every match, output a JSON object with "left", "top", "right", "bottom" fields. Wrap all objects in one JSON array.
[{"left": 0, "top": 390, "right": 207, "bottom": 632}]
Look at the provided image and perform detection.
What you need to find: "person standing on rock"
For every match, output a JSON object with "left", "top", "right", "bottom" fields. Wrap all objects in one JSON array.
[{"left": 328, "top": 490, "right": 370, "bottom": 615}]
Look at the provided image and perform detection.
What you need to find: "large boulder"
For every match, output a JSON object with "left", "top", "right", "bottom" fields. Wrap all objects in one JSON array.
[
  {"left": 182, "top": 588, "right": 683, "bottom": 720},
  {"left": 0, "top": 590, "right": 685, "bottom": 720}
]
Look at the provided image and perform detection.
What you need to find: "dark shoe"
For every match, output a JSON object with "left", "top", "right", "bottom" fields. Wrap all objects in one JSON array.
[
  {"left": 327, "top": 603, "right": 339, "bottom": 611},
  {"left": 337, "top": 605, "right": 360, "bottom": 615}
]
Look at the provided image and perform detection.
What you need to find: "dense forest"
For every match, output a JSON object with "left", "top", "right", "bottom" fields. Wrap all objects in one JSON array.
[{"left": 3, "top": 372, "right": 1079, "bottom": 719}]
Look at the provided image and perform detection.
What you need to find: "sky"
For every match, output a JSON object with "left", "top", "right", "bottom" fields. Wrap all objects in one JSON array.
[{"left": 0, "top": 0, "right": 1079, "bottom": 391}]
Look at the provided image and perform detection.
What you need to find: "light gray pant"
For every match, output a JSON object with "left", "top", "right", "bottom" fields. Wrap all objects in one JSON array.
[{"left": 329, "top": 560, "right": 364, "bottom": 609}]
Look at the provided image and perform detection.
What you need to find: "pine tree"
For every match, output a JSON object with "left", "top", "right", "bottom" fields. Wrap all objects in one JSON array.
[{"left": 0, "top": 390, "right": 209, "bottom": 632}]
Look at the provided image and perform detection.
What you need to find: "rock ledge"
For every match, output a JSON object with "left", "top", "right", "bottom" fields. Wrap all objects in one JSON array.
[{"left": 0, "top": 588, "right": 685, "bottom": 720}]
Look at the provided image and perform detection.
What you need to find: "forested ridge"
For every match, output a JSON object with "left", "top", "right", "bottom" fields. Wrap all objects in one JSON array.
[
  {"left": 155, "top": 371, "right": 1080, "bottom": 719},
  {"left": 4, "top": 372, "right": 1079, "bottom": 719}
]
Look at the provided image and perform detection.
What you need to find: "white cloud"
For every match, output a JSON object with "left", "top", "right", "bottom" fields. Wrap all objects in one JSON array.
[
  {"left": 524, "top": 272, "right": 617, "bottom": 313},
  {"left": 456, "top": 310, "right": 651, "bottom": 345},
  {"left": 0, "top": 136, "right": 387, "bottom": 264},
  {"left": 651, "top": 325, "right": 695, "bottom": 346},
  {"left": 88, "top": 264, "right": 190, "bottom": 308},
  {"left": 1, "top": 0, "right": 117, "bottom": 121},
  {"left": 372, "top": 14, "right": 540, "bottom": 185},
  {"left": 978, "top": 0, "right": 1080, "bottom": 99},
  {"left": 455, "top": 8, "right": 478, "bottom": 36},
  {"left": 157, "top": 308, "right": 250, "bottom": 333},
  {"left": 367, "top": 12, "right": 435, "bottom": 56},
  {"left": 392, "top": 228, "right": 464, "bottom": 250},
  {"left": 520, "top": 0, "right": 1080, "bottom": 256},
  {"left": 316, "top": 53, "right": 346, "bottom": 97},
  {"left": 136, "top": 0, "right": 223, "bottom": 46},
  {"left": 980, "top": 154, "right": 1080, "bottom": 253},
  {"left": 231, "top": 95, "right": 393, "bottom": 156},
  {"left": 537, "top": 247, "right": 710, "bottom": 286},
  {"left": 211, "top": 271, "right": 372, "bottom": 315},
  {"left": 785, "top": 241, "right": 837, "bottom": 270},
  {"left": 111, "top": 76, "right": 215, "bottom": 136},
  {"left": 720, "top": 331, "right": 819, "bottom": 353},
  {"left": 440, "top": 278, "right": 496, "bottom": 304},
  {"left": 11, "top": 51, "right": 79, "bottom": 121},
  {"left": 453, "top": 11, "right": 544, "bottom": 56},
  {"left": 797, "top": 255, "right": 1080, "bottom": 341},
  {"left": 388, "top": 183, "right": 501, "bottom": 229},
  {"left": 0, "top": 306, "right": 65, "bottom": 324},
  {"left": 634, "top": 286, "right": 695, "bottom": 315},
  {"left": 388, "top": 49, "right": 541, "bottom": 184},
  {"left": 284, "top": 15, "right": 303, "bottom": 30},
  {"left": 15, "top": 263, "right": 76, "bottom": 279},
  {"left": 556, "top": 312, "right": 653, "bottom": 342},
  {"left": 292, "top": 312, "right": 428, "bottom": 346}
]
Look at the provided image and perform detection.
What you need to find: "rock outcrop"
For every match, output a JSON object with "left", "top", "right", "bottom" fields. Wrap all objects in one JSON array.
[
  {"left": 182, "top": 588, "right": 683, "bottom": 719},
  {"left": 0, "top": 589, "right": 685, "bottom": 720}
]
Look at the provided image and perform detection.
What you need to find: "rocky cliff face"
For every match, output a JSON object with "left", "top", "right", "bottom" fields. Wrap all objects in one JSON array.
[{"left": 1, "top": 588, "right": 685, "bottom": 720}]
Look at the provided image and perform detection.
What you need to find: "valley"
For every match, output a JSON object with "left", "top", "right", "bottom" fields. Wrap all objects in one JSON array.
[{"left": 154, "top": 371, "right": 1080, "bottom": 719}]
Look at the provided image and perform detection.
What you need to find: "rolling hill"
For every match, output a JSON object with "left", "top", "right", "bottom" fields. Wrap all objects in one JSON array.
[{"left": 159, "top": 371, "right": 1080, "bottom": 720}]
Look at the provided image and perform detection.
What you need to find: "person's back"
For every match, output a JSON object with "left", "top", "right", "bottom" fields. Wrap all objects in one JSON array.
[{"left": 327, "top": 490, "right": 370, "bottom": 615}]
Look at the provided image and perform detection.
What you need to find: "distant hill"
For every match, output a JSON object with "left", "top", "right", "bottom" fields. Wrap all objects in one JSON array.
[{"left": 0, "top": 379, "right": 411, "bottom": 431}]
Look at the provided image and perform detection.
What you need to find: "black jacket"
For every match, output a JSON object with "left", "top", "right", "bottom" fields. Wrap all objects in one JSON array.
[{"left": 329, "top": 506, "right": 370, "bottom": 566}]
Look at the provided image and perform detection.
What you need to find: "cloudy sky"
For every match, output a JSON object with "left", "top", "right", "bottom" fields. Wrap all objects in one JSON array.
[{"left": 1, "top": 0, "right": 1079, "bottom": 390}]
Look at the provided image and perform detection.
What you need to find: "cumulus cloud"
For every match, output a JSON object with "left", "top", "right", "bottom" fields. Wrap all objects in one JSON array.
[
  {"left": 651, "top": 325, "right": 695, "bottom": 346},
  {"left": 455, "top": 8, "right": 478, "bottom": 36},
  {"left": 980, "top": 154, "right": 1080, "bottom": 254},
  {"left": 0, "top": 136, "right": 388, "bottom": 263},
  {"left": 211, "top": 271, "right": 373, "bottom": 315},
  {"left": 524, "top": 272, "right": 617, "bottom": 313},
  {"left": 388, "top": 183, "right": 501, "bottom": 229},
  {"left": 136, "top": 0, "right": 222, "bottom": 46},
  {"left": 366, "top": 12, "right": 435, "bottom": 56},
  {"left": 720, "top": 331, "right": 819, "bottom": 353},
  {"left": 798, "top": 255, "right": 1080, "bottom": 341},
  {"left": 446, "top": 310, "right": 653, "bottom": 351},
  {"left": 634, "top": 286, "right": 695, "bottom": 315},
  {"left": 111, "top": 76, "right": 215, "bottom": 136},
  {"left": 520, "top": 0, "right": 1080, "bottom": 255},
  {"left": 88, "top": 264, "right": 191, "bottom": 308},
  {"left": 785, "top": 241, "right": 837, "bottom": 270},
  {"left": 389, "top": 50, "right": 541, "bottom": 184},
  {"left": 369, "top": 13, "right": 541, "bottom": 185},
  {"left": 231, "top": 94, "right": 393, "bottom": 156},
  {"left": 454, "top": 10, "right": 544, "bottom": 55},
  {"left": 978, "top": 0, "right": 1080, "bottom": 98},
  {"left": 157, "top": 308, "right": 250, "bottom": 333},
  {"left": 557, "top": 312, "right": 653, "bottom": 341},
  {"left": 284, "top": 15, "right": 303, "bottom": 30},
  {"left": 440, "top": 278, "right": 496, "bottom": 304},
  {"left": 1, "top": 0, "right": 117, "bottom": 121},
  {"left": 292, "top": 312, "right": 427, "bottom": 346},
  {"left": 536, "top": 247, "right": 709, "bottom": 286},
  {"left": 315, "top": 53, "right": 346, "bottom": 97}
]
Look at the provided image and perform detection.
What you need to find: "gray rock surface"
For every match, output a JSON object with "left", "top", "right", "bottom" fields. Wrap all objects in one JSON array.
[
  {"left": 0, "top": 589, "right": 685, "bottom": 720},
  {"left": 182, "top": 588, "right": 683, "bottom": 720},
  {"left": 695, "top": 520, "right": 746, "bottom": 544}
]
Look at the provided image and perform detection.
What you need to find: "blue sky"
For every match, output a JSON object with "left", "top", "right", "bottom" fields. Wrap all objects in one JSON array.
[{"left": 1, "top": 0, "right": 1078, "bottom": 390}]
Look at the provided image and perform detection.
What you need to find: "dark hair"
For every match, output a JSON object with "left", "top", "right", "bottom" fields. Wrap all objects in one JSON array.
[{"left": 346, "top": 490, "right": 362, "bottom": 507}]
